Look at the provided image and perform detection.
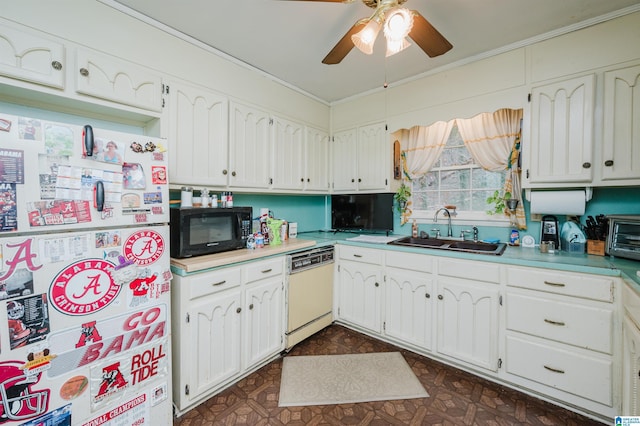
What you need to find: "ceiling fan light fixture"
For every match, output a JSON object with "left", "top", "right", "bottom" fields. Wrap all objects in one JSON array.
[
  {"left": 386, "top": 37, "right": 411, "bottom": 57},
  {"left": 351, "top": 18, "right": 381, "bottom": 55},
  {"left": 383, "top": 7, "right": 413, "bottom": 41}
]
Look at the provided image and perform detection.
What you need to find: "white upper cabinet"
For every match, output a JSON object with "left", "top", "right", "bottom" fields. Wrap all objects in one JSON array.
[
  {"left": 229, "top": 101, "right": 272, "bottom": 189},
  {"left": 601, "top": 64, "right": 640, "bottom": 184},
  {"left": 525, "top": 74, "right": 595, "bottom": 186},
  {"left": 358, "top": 122, "right": 389, "bottom": 190},
  {"left": 305, "top": 126, "right": 330, "bottom": 192},
  {"left": 271, "top": 115, "right": 305, "bottom": 190},
  {"left": 74, "top": 48, "right": 163, "bottom": 112},
  {"left": 167, "top": 80, "right": 229, "bottom": 187},
  {"left": 332, "top": 122, "right": 390, "bottom": 193},
  {"left": 332, "top": 128, "right": 358, "bottom": 192},
  {"left": 0, "top": 20, "right": 65, "bottom": 89}
]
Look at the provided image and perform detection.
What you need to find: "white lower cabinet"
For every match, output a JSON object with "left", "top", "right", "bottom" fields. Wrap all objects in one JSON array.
[
  {"left": 623, "top": 282, "right": 640, "bottom": 415},
  {"left": 333, "top": 245, "right": 624, "bottom": 422},
  {"left": 436, "top": 258, "right": 501, "bottom": 372},
  {"left": 504, "top": 266, "right": 617, "bottom": 418},
  {"left": 172, "top": 257, "right": 285, "bottom": 414},
  {"left": 336, "top": 246, "right": 383, "bottom": 334},
  {"left": 384, "top": 252, "right": 434, "bottom": 351}
]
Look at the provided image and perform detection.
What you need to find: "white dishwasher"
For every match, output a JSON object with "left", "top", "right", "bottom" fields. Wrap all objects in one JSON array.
[{"left": 285, "top": 246, "right": 334, "bottom": 349}]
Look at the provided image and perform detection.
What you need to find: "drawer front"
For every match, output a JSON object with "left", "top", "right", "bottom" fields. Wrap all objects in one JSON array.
[
  {"left": 506, "top": 293, "right": 613, "bottom": 353},
  {"left": 438, "top": 258, "right": 500, "bottom": 283},
  {"left": 386, "top": 251, "right": 433, "bottom": 273},
  {"left": 189, "top": 267, "right": 241, "bottom": 300},
  {"left": 505, "top": 335, "right": 612, "bottom": 406},
  {"left": 338, "top": 245, "right": 383, "bottom": 265},
  {"left": 506, "top": 267, "right": 613, "bottom": 301},
  {"left": 245, "top": 257, "right": 284, "bottom": 284}
]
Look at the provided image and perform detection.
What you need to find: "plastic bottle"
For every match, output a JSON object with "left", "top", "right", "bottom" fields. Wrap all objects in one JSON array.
[{"left": 412, "top": 220, "right": 418, "bottom": 238}]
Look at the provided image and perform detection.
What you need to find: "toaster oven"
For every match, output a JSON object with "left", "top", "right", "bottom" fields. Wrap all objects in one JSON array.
[{"left": 606, "top": 215, "right": 640, "bottom": 261}]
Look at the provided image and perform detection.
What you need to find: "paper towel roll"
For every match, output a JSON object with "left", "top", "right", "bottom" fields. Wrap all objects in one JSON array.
[{"left": 529, "top": 190, "right": 586, "bottom": 215}]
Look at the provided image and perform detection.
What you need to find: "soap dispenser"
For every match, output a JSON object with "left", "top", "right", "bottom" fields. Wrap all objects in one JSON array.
[{"left": 412, "top": 220, "right": 418, "bottom": 238}]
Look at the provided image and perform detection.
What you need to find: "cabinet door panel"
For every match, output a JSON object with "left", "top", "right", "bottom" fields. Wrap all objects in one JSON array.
[
  {"left": 385, "top": 268, "right": 433, "bottom": 350},
  {"left": 0, "top": 22, "right": 65, "bottom": 89},
  {"left": 602, "top": 64, "right": 640, "bottom": 182},
  {"left": 244, "top": 278, "right": 284, "bottom": 369},
  {"left": 305, "top": 126, "right": 330, "bottom": 191},
  {"left": 168, "top": 81, "right": 228, "bottom": 186},
  {"left": 189, "top": 291, "right": 242, "bottom": 401},
  {"left": 229, "top": 102, "right": 271, "bottom": 188},
  {"left": 528, "top": 74, "right": 595, "bottom": 184},
  {"left": 272, "top": 116, "right": 304, "bottom": 190},
  {"left": 358, "top": 123, "right": 388, "bottom": 190},
  {"left": 337, "top": 261, "right": 382, "bottom": 333},
  {"left": 75, "top": 48, "right": 162, "bottom": 111},
  {"left": 623, "top": 315, "right": 640, "bottom": 415},
  {"left": 437, "top": 278, "right": 499, "bottom": 371},
  {"left": 332, "top": 129, "right": 357, "bottom": 191}
]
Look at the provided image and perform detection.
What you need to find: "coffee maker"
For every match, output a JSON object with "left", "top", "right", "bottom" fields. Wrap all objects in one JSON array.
[{"left": 540, "top": 215, "right": 560, "bottom": 249}]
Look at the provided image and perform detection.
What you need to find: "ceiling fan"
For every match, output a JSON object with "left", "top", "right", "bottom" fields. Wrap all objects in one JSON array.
[{"left": 287, "top": 0, "right": 453, "bottom": 64}]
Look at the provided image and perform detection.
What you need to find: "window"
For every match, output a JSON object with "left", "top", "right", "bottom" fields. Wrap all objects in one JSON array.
[{"left": 410, "top": 124, "right": 507, "bottom": 223}]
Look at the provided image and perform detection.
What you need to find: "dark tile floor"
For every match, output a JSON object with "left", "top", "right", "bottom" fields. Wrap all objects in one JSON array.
[{"left": 173, "top": 324, "right": 605, "bottom": 425}]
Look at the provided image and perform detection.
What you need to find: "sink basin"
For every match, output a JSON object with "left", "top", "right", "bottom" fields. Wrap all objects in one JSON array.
[
  {"left": 446, "top": 241, "right": 507, "bottom": 255},
  {"left": 387, "top": 236, "right": 448, "bottom": 248},
  {"left": 388, "top": 236, "right": 507, "bottom": 255}
]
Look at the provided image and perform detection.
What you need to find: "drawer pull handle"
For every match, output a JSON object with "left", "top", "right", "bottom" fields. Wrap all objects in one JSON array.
[
  {"left": 543, "top": 280, "right": 565, "bottom": 287},
  {"left": 261, "top": 268, "right": 273, "bottom": 274},
  {"left": 544, "top": 365, "right": 565, "bottom": 374},
  {"left": 544, "top": 319, "right": 565, "bottom": 326},
  {"left": 353, "top": 254, "right": 363, "bottom": 258},
  {"left": 212, "top": 280, "right": 226, "bottom": 286}
]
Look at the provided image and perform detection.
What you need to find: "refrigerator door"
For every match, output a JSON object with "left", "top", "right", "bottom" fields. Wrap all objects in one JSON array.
[
  {"left": 0, "top": 112, "right": 169, "bottom": 235},
  {"left": 0, "top": 225, "right": 172, "bottom": 425}
]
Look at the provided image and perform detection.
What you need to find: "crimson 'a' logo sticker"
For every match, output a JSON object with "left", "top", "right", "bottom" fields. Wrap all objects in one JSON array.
[
  {"left": 123, "top": 230, "right": 164, "bottom": 266},
  {"left": 50, "top": 259, "right": 121, "bottom": 316}
]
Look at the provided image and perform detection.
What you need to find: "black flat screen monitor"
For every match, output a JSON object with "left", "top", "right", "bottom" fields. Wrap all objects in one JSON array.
[{"left": 331, "top": 193, "right": 394, "bottom": 233}]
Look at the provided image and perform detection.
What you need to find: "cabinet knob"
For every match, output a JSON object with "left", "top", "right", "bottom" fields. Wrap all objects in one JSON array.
[
  {"left": 301, "top": 178, "right": 304, "bottom": 182},
  {"left": 438, "top": 294, "right": 443, "bottom": 300},
  {"left": 604, "top": 160, "right": 614, "bottom": 167},
  {"left": 351, "top": 178, "right": 355, "bottom": 183},
  {"left": 307, "top": 178, "right": 310, "bottom": 182},
  {"left": 425, "top": 293, "right": 431, "bottom": 299},
  {"left": 236, "top": 307, "right": 242, "bottom": 314},
  {"left": 79, "top": 67, "right": 89, "bottom": 77},
  {"left": 232, "top": 171, "right": 236, "bottom": 177},
  {"left": 51, "top": 60, "right": 62, "bottom": 71},
  {"left": 374, "top": 282, "right": 379, "bottom": 287},
  {"left": 249, "top": 303, "right": 254, "bottom": 310},
  {"left": 358, "top": 178, "right": 362, "bottom": 182},
  {"left": 223, "top": 169, "right": 228, "bottom": 175},
  {"left": 582, "top": 162, "right": 591, "bottom": 169}
]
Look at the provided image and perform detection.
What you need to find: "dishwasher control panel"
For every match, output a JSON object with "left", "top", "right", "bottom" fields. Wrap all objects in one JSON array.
[{"left": 288, "top": 246, "right": 334, "bottom": 273}]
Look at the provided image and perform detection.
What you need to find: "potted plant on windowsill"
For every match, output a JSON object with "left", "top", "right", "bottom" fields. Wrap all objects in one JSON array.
[
  {"left": 486, "top": 190, "right": 511, "bottom": 216},
  {"left": 395, "top": 182, "right": 412, "bottom": 225}
]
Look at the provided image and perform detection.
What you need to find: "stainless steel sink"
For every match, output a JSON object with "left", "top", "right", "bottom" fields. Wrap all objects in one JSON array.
[{"left": 388, "top": 236, "right": 507, "bottom": 255}]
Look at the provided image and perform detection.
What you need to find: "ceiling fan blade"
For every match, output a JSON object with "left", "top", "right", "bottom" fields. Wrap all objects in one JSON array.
[
  {"left": 322, "top": 21, "right": 366, "bottom": 64},
  {"left": 408, "top": 11, "right": 453, "bottom": 58}
]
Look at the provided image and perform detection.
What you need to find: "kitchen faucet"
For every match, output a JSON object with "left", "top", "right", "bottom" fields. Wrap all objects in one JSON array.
[{"left": 433, "top": 208, "right": 453, "bottom": 238}]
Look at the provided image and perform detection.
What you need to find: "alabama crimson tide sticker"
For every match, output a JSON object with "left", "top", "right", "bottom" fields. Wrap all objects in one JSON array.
[
  {"left": 123, "top": 230, "right": 164, "bottom": 266},
  {"left": 50, "top": 259, "right": 121, "bottom": 316}
]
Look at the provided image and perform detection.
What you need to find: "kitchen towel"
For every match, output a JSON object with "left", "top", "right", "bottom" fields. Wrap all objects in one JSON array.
[
  {"left": 278, "top": 352, "right": 428, "bottom": 406},
  {"left": 529, "top": 190, "right": 586, "bottom": 215}
]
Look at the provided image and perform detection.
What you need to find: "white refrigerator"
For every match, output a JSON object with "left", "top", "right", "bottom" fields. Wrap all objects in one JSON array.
[{"left": 0, "top": 112, "right": 172, "bottom": 425}]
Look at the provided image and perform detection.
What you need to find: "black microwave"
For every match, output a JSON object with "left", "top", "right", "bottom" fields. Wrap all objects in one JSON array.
[{"left": 170, "top": 206, "right": 253, "bottom": 258}]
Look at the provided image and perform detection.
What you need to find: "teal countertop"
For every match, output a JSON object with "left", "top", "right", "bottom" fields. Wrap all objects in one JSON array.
[{"left": 298, "top": 230, "right": 640, "bottom": 289}]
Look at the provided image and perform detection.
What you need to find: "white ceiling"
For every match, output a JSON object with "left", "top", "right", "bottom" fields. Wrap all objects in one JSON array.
[{"left": 106, "top": 0, "right": 640, "bottom": 104}]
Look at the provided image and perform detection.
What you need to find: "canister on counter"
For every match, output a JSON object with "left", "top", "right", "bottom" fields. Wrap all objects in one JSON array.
[{"left": 180, "top": 187, "right": 193, "bottom": 207}]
